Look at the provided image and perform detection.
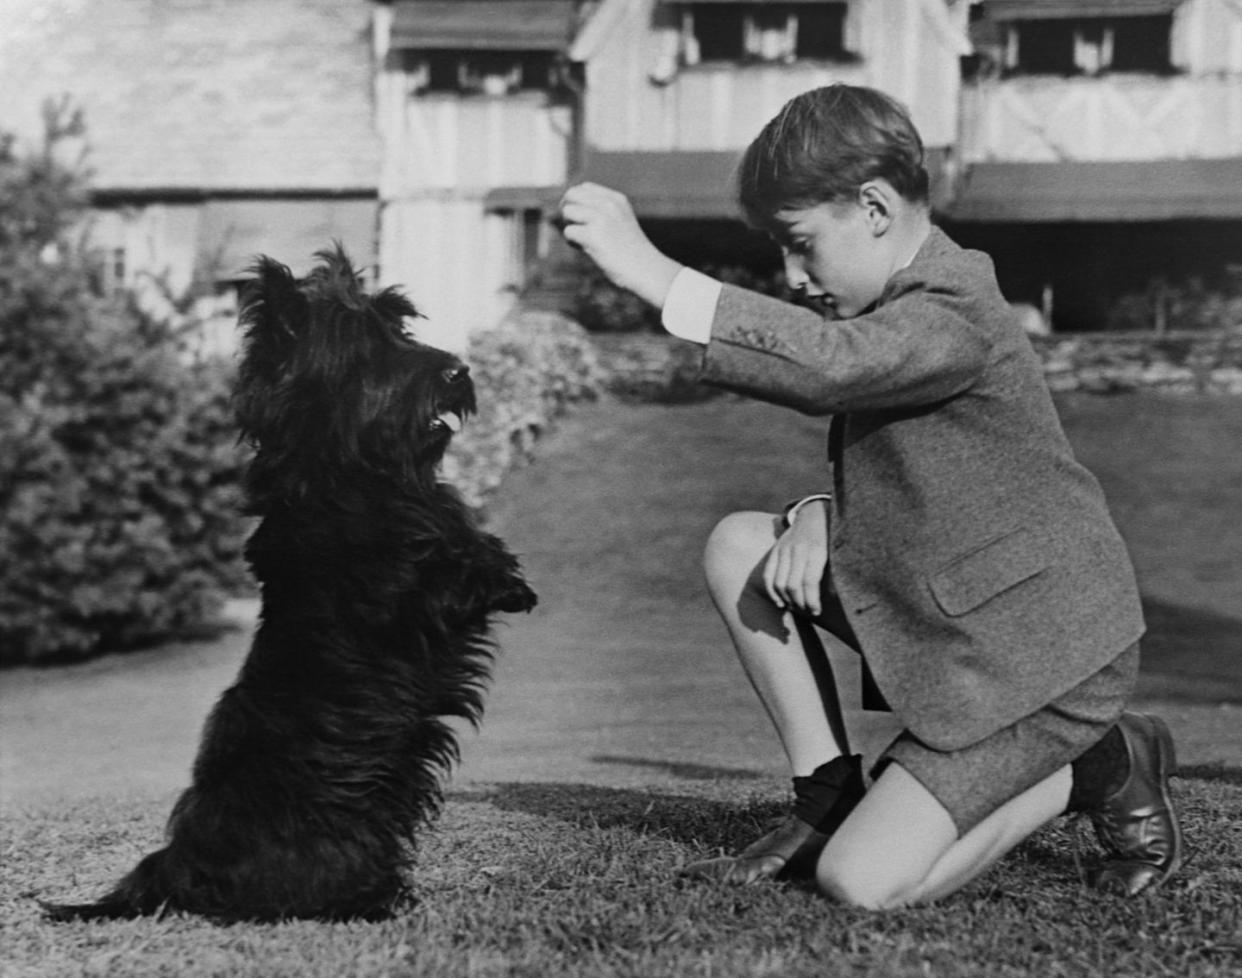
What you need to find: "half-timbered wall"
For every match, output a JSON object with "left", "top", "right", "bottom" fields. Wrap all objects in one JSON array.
[
  {"left": 960, "top": 0, "right": 1242, "bottom": 162},
  {"left": 580, "top": 0, "right": 968, "bottom": 152},
  {"left": 374, "top": 26, "right": 574, "bottom": 343},
  {"left": 374, "top": 0, "right": 970, "bottom": 345},
  {"left": 960, "top": 73, "right": 1242, "bottom": 161},
  {"left": 379, "top": 196, "right": 536, "bottom": 349},
  {"left": 376, "top": 87, "right": 574, "bottom": 194}
]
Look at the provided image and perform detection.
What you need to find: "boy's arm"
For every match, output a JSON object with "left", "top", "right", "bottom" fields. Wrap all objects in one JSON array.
[
  {"left": 702, "top": 273, "right": 991, "bottom": 415},
  {"left": 557, "top": 182, "right": 990, "bottom": 414},
  {"left": 558, "top": 183, "right": 682, "bottom": 307},
  {"left": 661, "top": 267, "right": 720, "bottom": 344}
]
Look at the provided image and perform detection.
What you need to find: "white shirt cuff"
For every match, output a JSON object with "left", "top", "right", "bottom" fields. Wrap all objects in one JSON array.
[{"left": 660, "top": 267, "right": 721, "bottom": 345}]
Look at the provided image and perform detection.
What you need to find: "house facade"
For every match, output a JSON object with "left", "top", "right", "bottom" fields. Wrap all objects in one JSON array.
[
  {"left": 2, "top": 0, "right": 1238, "bottom": 345},
  {"left": 372, "top": 0, "right": 973, "bottom": 343},
  {"left": 1, "top": 0, "right": 972, "bottom": 350},
  {"left": 370, "top": 0, "right": 584, "bottom": 348},
  {"left": 572, "top": 0, "right": 968, "bottom": 212},
  {"left": 944, "top": 0, "right": 1242, "bottom": 329},
  {"left": 0, "top": 0, "right": 381, "bottom": 352}
]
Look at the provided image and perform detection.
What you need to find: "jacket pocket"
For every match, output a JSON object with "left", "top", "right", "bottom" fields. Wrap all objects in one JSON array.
[{"left": 928, "top": 528, "right": 1050, "bottom": 617}]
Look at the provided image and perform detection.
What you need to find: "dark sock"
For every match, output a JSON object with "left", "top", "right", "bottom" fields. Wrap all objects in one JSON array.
[
  {"left": 791, "top": 754, "right": 865, "bottom": 834},
  {"left": 1067, "top": 725, "right": 1130, "bottom": 812}
]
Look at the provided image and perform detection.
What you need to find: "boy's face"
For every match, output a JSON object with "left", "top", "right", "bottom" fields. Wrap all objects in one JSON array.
[{"left": 770, "top": 200, "right": 892, "bottom": 319}]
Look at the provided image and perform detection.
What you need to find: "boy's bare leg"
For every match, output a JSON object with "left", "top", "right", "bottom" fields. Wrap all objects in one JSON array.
[
  {"left": 817, "top": 762, "right": 1072, "bottom": 908},
  {"left": 682, "top": 512, "right": 861, "bottom": 883},
  {"left": 702, "top": 511, "right": 851, "bottom": 775}
]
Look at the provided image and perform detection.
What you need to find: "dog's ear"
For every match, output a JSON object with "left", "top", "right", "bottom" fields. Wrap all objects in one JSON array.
[
  {"left": 238, "top": 256, "right": 308, "bottom": 365},
  {"left": 371, "top": 285, "right": 421, "bottom": 331},
  {"left": 234, "top": 256, "right": 309, "bottom": 447}
]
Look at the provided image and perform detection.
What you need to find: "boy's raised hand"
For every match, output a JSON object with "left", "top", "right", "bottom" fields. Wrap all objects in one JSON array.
[{"left": 557, "top": 183, "right": 682, "bottom": 309}]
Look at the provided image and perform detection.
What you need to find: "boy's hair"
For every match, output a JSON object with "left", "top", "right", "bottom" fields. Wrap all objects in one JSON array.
[{"left": 737, "top": 84, "right": 929, "bottom": 226}]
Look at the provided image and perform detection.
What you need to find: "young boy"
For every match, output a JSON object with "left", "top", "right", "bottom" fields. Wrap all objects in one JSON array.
[{"left": 557, "top": 84, "right": 1182, "bottom": 908}]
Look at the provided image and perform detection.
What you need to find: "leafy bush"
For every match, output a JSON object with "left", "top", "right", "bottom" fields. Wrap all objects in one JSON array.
[
  {"left": 591, "top": 333, "right": 721, "bottom": 404},
  {"left": 0, "top": 106, "right": 249, "bottom": 665},
  {"left": 443, "top": 310, "right": 605, "bottom": 507},
  {"left": 0, "top": 345, "right": 250, "bottom": 665},
  {"left": 701, "top": 262, "right": 789, "bottom": 301},
  {"left": 571, "top": 267, "right": 663, "bottom": 333},
  {"left": 571, "top": 262, "right": 789, "bottom": 334},
  {"left": 1107, "top": 276, "right": 1242, "bottom": 333}
]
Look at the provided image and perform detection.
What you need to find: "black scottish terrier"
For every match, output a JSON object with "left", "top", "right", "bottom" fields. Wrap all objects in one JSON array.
[{"left": 43, "top": 248, "right": 536, "bottom": 922}]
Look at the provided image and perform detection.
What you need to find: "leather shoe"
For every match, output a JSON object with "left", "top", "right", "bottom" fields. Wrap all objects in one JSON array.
[
  {"left": 1088, "top": 712, "right": 1184, "bottom": 896},
  {"left": 679, "top": 815, "right": 828, "bottom": 884}
]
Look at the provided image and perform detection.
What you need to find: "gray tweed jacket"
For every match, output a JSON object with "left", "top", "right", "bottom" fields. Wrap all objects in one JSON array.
[{"left": 700, "top": 227, "right": 1144, "bottom": 751}]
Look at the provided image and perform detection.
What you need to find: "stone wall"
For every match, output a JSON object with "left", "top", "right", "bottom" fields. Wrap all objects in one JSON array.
[
  {"left": 593, "top": 331, "right": 1242, "bottom": 400},
  {"left": 1034, "top": 332, "right": 1242, "bottom": 395}
]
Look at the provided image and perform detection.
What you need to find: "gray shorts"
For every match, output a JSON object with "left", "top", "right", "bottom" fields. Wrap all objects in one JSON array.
[
  {"left": 808, "top": 574, "right": 1139, "bottom": 834},
  {"left": 879, "top": 642, "right": 1139, "bottom": 834}
]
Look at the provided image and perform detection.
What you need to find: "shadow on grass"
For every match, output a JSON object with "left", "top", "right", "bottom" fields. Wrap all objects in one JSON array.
[
  {"left": 589, "top": 755, "right": 767, "bottom": 781},
  {"left": 475, "top": 781, "right": 1102, "bottom": 888},
  {"left": 484, "top": 781, "right": 786, "bottom": 852},
  {"left": 1138, "top": 596, "right": 1242, "bottom": 703},
  {"left": 478, "top": 767, "right": 1242, "bottom": 873},
  {"left": 1178, "top": 765, "right": 1242, "bottom": 786}
]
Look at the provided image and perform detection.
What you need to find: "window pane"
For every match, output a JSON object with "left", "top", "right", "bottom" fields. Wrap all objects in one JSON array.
[
  {"left": 419, "top": 50, "right": 556, "bottom": 93},
  {"left": 751, "top": 7, "right": 787, "bottom": 32},
  {"left": 796, "top": 2, "right": 848, "bottom": 59},
  {"left": 426, "top": 53, "right": 459, "bottom": 90},
  {"left": 1110, "top": 15, "right": 1172, "bottom": 72},
  {"left": 1014, "top": 20, "right": 1076, "bottom": 74},
  {"left": 694, "top": 5, "right": 745, "bottom": 61}
]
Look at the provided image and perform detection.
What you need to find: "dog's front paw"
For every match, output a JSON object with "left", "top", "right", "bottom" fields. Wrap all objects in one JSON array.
[{"left": 494, "top": 579, "right": 537, "bottom": 614}]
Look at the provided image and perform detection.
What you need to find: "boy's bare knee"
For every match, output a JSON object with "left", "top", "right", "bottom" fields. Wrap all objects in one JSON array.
[
  {"left": 704, "top": 511, "right": 766, "bottom": 555},
  {"left": 703, "top": 511, "right": 774, "bottom": 584},
  {"left": 816, "top": 850, "right": 917, "bottom": 911}
]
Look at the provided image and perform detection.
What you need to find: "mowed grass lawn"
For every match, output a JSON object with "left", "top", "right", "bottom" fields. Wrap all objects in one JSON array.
[
  {"left": 2, "top": 389, "right": 1241, "bottom": 978},
  {"left": 1054, "top": 392, "right": 1242, "bottom": 698},
  {"left": 4, "top": 781, "right": 1240, "bottom": 978}
]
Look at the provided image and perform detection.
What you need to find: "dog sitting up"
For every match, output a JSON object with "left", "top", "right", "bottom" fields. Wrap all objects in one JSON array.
[{"left": 42, "top": 247, "right": 537, "bottom": 922}]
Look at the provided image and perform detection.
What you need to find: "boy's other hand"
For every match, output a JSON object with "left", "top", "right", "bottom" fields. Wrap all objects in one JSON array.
[
  {"left": 557, "top": 183, "right": 682, "bottom": 309},
  {"left": 764, "top": 500, "right": 829, "bottom": 617}
]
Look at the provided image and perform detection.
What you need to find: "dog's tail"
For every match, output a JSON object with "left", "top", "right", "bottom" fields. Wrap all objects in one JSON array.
[{"left": 41, "top": 849, "right": 175, "bottom": 921}]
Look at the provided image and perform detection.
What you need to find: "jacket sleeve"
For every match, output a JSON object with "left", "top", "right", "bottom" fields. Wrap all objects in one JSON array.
[{"left": 700, "top": 268, "right": 994, "bottom": 415}]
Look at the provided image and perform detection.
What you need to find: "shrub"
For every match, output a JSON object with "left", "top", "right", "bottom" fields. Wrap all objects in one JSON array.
[
  {"left": 701, "top": 262, "right": 789, "bottom": 301},
  {"left": 1107, "top": 276, "right": 1242, "bottom": 333},
  {"left": 571, "top": 261, "right": 789, "bottom": 334},
  {"left": 443, "top": 310, "right": 605, "bottom": 507},
  {"left": 571, "top": 267, "right": 663, "bottom": 333},
  {"left": 0, "top": 342, "right": 250, "bottom": 665},
  {"left": 0, "top": 107, "right": 249, "bottom": 665},
  {"left": 590, "top": 333, "right": 721, "bottom": 404}
]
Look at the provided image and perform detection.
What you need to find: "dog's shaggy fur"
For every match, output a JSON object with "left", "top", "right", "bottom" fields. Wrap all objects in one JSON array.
[{"left": 43, "top": 248, "right": 536, "bottom": 922}]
